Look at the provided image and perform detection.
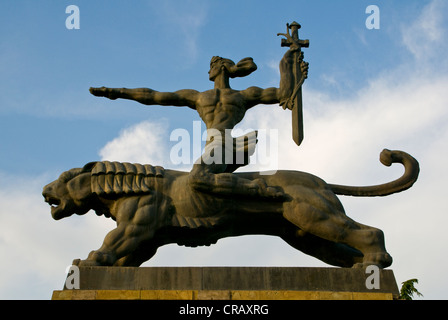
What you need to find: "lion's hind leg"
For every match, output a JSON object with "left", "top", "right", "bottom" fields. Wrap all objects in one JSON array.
[
  {"left": 281, "top": 229, "right": 364, "bottom": 268},
  {"left": 283, "top": 190, "right": 392, "bottom": 269}
]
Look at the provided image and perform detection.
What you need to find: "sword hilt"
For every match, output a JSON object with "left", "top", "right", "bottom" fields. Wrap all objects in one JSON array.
[{"left": 278, "top": 21, "right": 309, "bottom": 50}]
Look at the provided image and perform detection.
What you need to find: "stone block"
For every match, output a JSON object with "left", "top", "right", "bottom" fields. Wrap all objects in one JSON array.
[{"left": 54, "top": 266, "right": 400, "bottom": 300}]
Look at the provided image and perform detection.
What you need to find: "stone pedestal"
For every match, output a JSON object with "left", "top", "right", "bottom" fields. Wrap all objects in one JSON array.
[{"left": 52, "top": 266, "right": 399, "bottom": 300}]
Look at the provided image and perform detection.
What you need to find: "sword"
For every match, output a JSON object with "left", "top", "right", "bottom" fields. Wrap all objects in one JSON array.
[{"left": 278, "top": 21, "right": 309, "bottom": 146}]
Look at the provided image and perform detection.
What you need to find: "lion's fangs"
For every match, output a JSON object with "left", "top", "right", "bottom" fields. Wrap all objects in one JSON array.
[{"left": 45, "top": 197, "right": 60, "bottom": 208}]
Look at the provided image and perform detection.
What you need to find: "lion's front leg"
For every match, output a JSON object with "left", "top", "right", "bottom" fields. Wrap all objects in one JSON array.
[
  {"left": 78, "top": 226, "right": 126, "bottom": 266},
  {"left": 78, "top": 223, "right": 154, "bottom": 266},
  {"left": 78, "top": 195, "right": 162, "bottom": 266}
]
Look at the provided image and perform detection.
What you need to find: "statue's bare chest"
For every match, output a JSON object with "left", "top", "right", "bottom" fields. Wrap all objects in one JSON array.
[{"left": 197, "top": 89, "right": 246, "bottom": 126}]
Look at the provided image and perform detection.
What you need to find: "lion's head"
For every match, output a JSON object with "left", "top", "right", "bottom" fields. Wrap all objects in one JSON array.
[
  {"left": 43, "top": 161, "right": 164, "bottom": 220},
  {"left": 42, "top": 163, "right": 96, "bottom": 220}
]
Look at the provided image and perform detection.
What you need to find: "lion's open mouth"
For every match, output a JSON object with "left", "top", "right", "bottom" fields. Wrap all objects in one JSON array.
[
  {"left": 45, "top": 196, "right": 60, "bottom": 208},
  {"left": 44, "top": 196, "right": 64, "bottom": 218}
]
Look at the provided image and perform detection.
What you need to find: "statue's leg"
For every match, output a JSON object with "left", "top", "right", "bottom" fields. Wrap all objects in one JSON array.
[
  {"left": 188, "top": 165, "right": 284, "bottom": 199},
  {"left": 78, "top": 196, "right": 162, "bottom": 266},
  {"left": 283, "top": 190, "right": 392, "bottom": 268},
  {"left": 280, "top": 228, "right": 364, "bottom": 268},
  {"left": 114, "top": 243, "right": 159, "bottom": 266},
  {"left": 188, "top": 137, "right": 284, "bottom": 199},
  {"left": 78, "top": 223, "right": 155, "bottom": 266}
]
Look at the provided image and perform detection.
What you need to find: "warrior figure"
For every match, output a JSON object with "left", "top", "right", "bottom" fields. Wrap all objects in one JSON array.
[{"left": 90, "top": 43, "right": 308, "bottom": 199}]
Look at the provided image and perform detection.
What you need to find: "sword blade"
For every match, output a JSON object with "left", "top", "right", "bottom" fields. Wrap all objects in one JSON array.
[
  {"left": 292, "top": 87, "right": 304, "bottom": 146},
  {"left": 292, "top": 50, "right": 304, "bottom": 146}
]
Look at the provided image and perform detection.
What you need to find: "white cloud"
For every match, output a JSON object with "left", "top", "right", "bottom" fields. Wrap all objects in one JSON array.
[
  {"left": 148, "top": 0, "right": 209, "bottom": 62},
  {"left": 401, "top": 0, "right": 448, "bottom": 63},
  {"left": 245, "top": 75, "right": 448, "bottom": 298},
  {"left": 99, "top": 120, "right": 170, "bottom": 165},
  {"left": 0, "top": 172, "right": 115, "bottom": 299}
]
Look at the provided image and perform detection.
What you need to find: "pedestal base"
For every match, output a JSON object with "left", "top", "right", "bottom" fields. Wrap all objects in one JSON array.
[
  {"left": 52, "top": 266, "right": 399, "bottom": 300},
  {"left": 52, "top": 289, "right": 394, "bottom": 300}
]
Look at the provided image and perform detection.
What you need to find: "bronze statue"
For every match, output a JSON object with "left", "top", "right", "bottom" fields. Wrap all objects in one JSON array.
[
  {"left": 43, "top": 150, "right": 418, "bottom": 268},
  {"left": 43, "top": 22, "right": 420, "bottom": 269}
]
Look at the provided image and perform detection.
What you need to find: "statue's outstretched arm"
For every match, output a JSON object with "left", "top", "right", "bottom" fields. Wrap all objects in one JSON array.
[
  {"left": 89, "top": 87, "right": 198, "bottom": 109},
  {"left": 240, "top": 86, "right": 280, "bottom": 109}
]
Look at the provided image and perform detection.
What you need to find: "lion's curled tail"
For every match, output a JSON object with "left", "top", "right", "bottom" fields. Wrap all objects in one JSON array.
[{"left": 328, "top": 149, "right": 419, "bottom": 197}]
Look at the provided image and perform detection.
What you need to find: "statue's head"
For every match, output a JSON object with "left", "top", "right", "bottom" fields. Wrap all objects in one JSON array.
[{"left": 209, "top": 56, "right": 257, "bottom": 81}]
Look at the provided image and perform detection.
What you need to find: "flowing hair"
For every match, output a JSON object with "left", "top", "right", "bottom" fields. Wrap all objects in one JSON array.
[{"left": 210, "top": 56, "right": 257, "bottom": 78}]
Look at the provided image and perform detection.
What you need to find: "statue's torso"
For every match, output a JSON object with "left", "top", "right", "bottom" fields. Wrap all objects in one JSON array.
[{"left": 196, "top": 88, "right": 248, "bottom": 133}]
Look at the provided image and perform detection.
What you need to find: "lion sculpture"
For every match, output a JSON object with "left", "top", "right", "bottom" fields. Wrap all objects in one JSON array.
[{"left": 42, "top": 149, "right": 418, "bottom": 269}]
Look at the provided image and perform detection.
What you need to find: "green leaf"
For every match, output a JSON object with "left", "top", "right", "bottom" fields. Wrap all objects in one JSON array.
[{"left": 399, "top": 278, "right": 423, "bottom": 300}]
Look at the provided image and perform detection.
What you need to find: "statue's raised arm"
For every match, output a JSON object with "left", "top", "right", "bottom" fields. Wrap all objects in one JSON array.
[
  {"left": 239, "top": 47, "right": 308, "bottom": 110},
  {"left": 89, "top": 86, "right": 199, "bottom": 109}
]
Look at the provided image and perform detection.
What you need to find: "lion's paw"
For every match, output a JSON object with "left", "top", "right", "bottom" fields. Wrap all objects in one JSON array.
[
  {"left": 76, "top": 259, "right": 102, "bottom": 267},
  {"left": 352, "top": 252, "right": 393, "bottom": 269}
]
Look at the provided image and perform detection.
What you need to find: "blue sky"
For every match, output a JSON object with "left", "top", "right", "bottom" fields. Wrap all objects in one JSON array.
[
  {"left": 0, "top": 0, "right": 426, "bottom": 174},
  {"left": 1, "top": 0, "right": 447, "bottom": 299}
]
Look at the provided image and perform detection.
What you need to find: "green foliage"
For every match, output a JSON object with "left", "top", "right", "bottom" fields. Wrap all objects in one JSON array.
[{"left": 399, "top": 279, "right": 423, "bottom": 300}]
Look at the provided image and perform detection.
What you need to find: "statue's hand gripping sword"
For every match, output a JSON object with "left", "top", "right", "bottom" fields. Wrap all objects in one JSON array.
[{"left": 278, "top": 21, "right": 309, "bottom": 146}]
